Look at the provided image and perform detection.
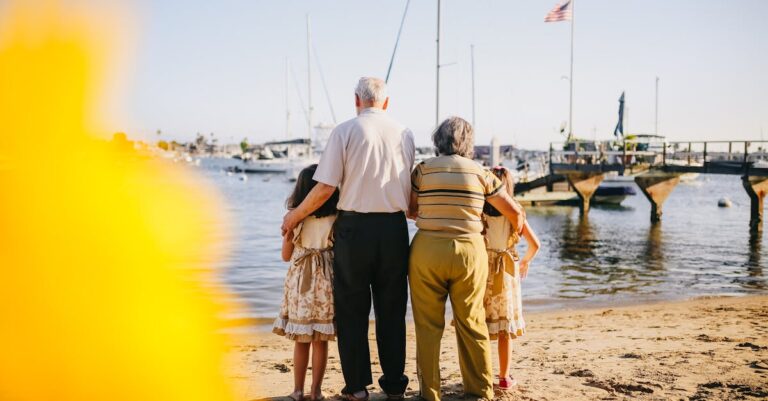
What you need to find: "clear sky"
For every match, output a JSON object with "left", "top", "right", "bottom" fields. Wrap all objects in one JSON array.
[{"left": 122, "top": 0, "right": 768, "bottom": 149}]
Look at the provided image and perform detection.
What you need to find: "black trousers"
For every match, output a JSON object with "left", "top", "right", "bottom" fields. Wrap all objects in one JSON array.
[{"left": 333, "top": 211, "right": 409, "bottom": 395}]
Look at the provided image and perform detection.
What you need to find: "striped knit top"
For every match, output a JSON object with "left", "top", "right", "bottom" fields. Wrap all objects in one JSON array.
[{"left": 411, "top": 155, "right": 504, "bottom": 235}]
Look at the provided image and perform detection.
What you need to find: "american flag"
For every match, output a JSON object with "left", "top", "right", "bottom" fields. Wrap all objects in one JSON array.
[{"left": 544, "top": 0, "right": 572, "bottom": 22}]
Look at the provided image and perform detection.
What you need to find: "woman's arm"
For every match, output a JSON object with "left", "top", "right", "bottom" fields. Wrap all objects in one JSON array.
[
  {"left": 486, "top": 191, "right": 525, "bottom": 234},
  {"left": 281, "top": 231, "right": 295, "bottom": 262},
  {"left": 407, "top": 190, "right": 418, "bottom": 220},
  {"left": 518, "top": 220, "right": 540, "bottom": 279}
]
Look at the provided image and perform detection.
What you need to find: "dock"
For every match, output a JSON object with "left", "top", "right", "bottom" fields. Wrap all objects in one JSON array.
[{"left": 516, "top": 139, "right": 768, "bottom": 229}]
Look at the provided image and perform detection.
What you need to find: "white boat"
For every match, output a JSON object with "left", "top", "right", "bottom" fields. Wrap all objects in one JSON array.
[
  {"left": 230, "top": 138, "right": 316, "bottom": 174},
  {"left": 243, "top": 159, "right": 294, "bottom": 174},
  {"left": 244, "top": 17, "right": 334, "bottom": 181}
]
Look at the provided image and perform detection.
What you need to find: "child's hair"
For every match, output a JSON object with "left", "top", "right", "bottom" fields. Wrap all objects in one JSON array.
[
  {"left": 483, "top": 166, "right": 515, "bottom": 217},
  {"left": 286, "top": 164, "right": 340, "bottom": 218}
]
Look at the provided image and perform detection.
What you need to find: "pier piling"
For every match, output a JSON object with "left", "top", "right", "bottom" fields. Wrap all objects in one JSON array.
[
  {"left": 565, "top": 173, "right": 605, "bottom": 214},
  {"left": 743, "top": 176, "right": 768, "bottom": 231},
  {"left": 634, "top": 173, "right": 681, "bottom": 223},
  {"left": 548, "top": 139, "right": 768, "bottom": 227}
]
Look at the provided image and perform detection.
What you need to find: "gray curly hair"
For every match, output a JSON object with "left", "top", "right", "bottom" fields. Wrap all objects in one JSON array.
[{"left": 432, "top": 116, "right": 475, "bottom": 158}]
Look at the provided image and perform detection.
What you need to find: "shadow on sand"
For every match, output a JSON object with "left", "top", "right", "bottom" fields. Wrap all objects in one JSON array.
[{"left": 255, "top": 383, "right": 500, "bottom": 401}]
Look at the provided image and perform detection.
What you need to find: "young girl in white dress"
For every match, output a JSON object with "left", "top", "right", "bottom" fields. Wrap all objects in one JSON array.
[
  {"left": 273, "top": 164, "right": 339, "bottom": 401},
  {"left": 483, "top": 166, "right": 540, "bottom": 390}
]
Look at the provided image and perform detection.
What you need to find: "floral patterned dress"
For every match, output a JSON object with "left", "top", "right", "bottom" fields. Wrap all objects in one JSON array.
[
  {"left": 483, "top": 214, "right": 525, "bottom": 340},
  {"left": 272, "top": 215, "right": 336, "bottom": 342}
]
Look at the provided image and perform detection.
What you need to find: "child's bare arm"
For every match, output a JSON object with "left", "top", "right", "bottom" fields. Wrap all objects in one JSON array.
[
  {"left": 519, "top": 220, "right": 540, "bottom": 279},
  {"left": 281, "top": 231, "right": 295, "bottom": 262}
]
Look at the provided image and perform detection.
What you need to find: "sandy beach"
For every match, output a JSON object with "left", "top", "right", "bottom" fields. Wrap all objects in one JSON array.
[{"left": 226, "top": 295, "right": 768, "bottom": 401}]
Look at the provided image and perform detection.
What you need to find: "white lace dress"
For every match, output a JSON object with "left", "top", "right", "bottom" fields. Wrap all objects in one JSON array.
[
  {"left": 272, "top": 215, "right": 336, "bottom": 342},
  {"left": 483, "top": 214, "right": 525, "bottom": 340}
]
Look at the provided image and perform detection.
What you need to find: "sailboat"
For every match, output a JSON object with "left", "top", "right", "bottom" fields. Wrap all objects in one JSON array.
[{"left": 229, "top": 15, "right": 334, "bottom": 177}]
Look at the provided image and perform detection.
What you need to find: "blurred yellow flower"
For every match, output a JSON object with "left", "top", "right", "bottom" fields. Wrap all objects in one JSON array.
[{"left": 0, "top": 2, "right": 238, "bottom": 400}]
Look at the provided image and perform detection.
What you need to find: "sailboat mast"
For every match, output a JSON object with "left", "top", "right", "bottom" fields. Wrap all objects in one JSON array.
[
  {"left": 568, "top": 0, "right": 575, "bottom": 137},
  {"left": 285, "top": 58, "right": 291, "bottom": 138},
  {"left": 386, "top": 0, "right": 411, "bottom": 84},
  {"left": 655, "top": 76, "right": 659, "bottom": 135},
  {"left": 471, "top": 44, "right": 476, "bottom": 129},
  {"left": 435, "top": 0, "right": 441, "bottom": 127},
  {"left": 306, "top": 14, "right": 314, "bottom": 138}
]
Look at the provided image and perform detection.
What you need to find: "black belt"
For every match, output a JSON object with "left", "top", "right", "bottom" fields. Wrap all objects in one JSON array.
[{"left": 339, "top": 210, "right": 404, "bottom": 217}]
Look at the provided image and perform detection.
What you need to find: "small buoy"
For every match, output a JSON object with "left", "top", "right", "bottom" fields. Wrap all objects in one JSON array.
[
  {"left": 226, "top": 171, "right": 233, "bottom": 176},
  {"left": 239, "top": 174, "right": 248, "bottom": 181},
  {"left": 718, "top": 198, "right": 732, "bottom": 208}
]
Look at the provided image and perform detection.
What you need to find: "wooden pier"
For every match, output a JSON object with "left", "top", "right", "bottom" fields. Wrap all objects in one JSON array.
[{"left": 520, "top": 139, "right": 768, "bottom": 229}]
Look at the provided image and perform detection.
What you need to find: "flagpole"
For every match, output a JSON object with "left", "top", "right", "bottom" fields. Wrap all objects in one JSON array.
[
  {"left": 436, "top": 0, "right": 441, "bottom": 127},
  {"left": 471, "top": 44, "right": 476, "bottom": 128},
  {"left": 655, "top": 76, "right": 659, "bottom": 135},
  {"left": 568, "top": 0, "right": 575, "bottom": 138},
  {"left": 307, "top": 14, "right": 313, "bottom": 138}
]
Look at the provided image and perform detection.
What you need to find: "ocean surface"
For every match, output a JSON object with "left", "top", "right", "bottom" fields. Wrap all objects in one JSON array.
[{"left": 195, "top": 158, "right": 767, "bottom": 324}]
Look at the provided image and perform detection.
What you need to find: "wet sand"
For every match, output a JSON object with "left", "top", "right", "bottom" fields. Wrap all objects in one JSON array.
[{"left": 226, "top": 295, "right": 768, "bottom": 401}]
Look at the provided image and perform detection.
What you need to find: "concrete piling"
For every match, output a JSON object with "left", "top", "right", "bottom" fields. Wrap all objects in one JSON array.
[
  {"left": 634, "top": 173, "right": 681, "bottom": 223},
  {"left": 565, "top": 173, "right": 605, "bottom": 214},
  {"left": 743, "top": 176, "right": 768, "bottom": 231}
]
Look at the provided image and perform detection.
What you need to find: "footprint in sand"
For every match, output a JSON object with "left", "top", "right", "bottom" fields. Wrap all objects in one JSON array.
[
  {"left": 568, "top": 369, "right": 595, "bottom": 377},
  {"left": 583, "top": 379, "right": 654, "bottom": 395},
  {"left": 271, "top": 363, "right": 291, "bottom": 373},
  {"left": 737, "top": 342, "right": 767, "bottom": 351}
]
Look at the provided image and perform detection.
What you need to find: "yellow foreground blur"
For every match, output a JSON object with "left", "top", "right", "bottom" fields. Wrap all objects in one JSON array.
[{"left": 0, "top": 2, "right": 239, "bottom": 400}]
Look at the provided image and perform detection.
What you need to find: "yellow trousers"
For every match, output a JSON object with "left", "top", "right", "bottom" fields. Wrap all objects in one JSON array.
[{"left": 409, "top": 231, "right": 493, "bottom": 401}]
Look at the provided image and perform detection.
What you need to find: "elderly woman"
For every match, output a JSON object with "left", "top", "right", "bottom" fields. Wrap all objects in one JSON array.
[{"left": 408, "top": 117, "right": 525, "bottom": 401}]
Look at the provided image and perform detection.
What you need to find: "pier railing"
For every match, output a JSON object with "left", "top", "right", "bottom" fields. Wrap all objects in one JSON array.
[{"left": 549, "top": 140, "right": 768, "bottom": 176}]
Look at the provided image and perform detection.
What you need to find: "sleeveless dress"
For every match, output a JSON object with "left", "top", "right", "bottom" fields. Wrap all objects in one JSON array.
[
  {"left": 272, "top": 215, "right": 336, "bottom": 342},
  {"left": 483, "top": 214, "right": 525, "bottom": 340}
]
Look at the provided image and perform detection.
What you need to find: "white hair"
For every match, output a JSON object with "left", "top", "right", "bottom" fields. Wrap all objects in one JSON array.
[{"left": 355, "top": 77, "right": 388, "bottom": 104}]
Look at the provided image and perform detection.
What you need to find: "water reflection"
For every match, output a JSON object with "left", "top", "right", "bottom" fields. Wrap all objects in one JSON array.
[
  {"left": 559, "top": 212, "right": 597, "bottom": 261},
  {"left": 555, "top": 211, "right": 668, "bottom": 300},
  {"left": 747, "top": 228, "right": 763, "bottom": 277},
  {"left": 644, "top": 223, "right": 664, "bottom": 270}
]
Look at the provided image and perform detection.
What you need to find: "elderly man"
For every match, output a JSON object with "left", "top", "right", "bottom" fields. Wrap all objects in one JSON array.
[{"left": 282, "top": 77, "right": 414, "bottom": 401}]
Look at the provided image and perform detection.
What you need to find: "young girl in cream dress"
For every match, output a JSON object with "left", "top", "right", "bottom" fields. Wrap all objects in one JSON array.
[
  {"left": 483, "top": 166, "right": 540, "bottom": 390},
  {"left": 273, "top": 164, "right": 339, "bottom": 401}
]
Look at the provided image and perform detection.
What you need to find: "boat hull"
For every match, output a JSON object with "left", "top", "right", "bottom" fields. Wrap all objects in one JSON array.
[{"left": 226, "top": 158, "right": 319, "bottom": 175}]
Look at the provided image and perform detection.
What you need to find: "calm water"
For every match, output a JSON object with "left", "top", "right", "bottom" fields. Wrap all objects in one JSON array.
[{"left": 197, "top": 158, "right": 767, "bottom": 323}]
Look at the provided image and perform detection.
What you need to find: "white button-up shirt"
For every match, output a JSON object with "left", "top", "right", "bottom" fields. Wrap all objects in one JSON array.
[{"left": 313, "top": 108, "right": 415, "bottom": 213}]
